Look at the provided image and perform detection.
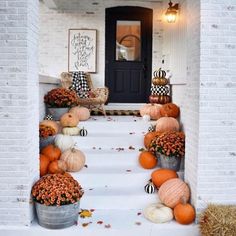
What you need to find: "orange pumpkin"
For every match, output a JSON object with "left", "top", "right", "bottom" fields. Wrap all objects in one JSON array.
[
  {"left": 48, "top": 160, "right": 67, "bottom": 174},
  {"left": 174, "top": 202, "right": 195, "bottom": 224},
  {"left": 139, "top": 151, "right": 157, "bottom": 169},
  {"left": 155, "top": 117, "right": 180, "bottom": 133},
  {"left": 41, "top": 144, "right": 61, "bottom": 162},
  {"left": 39, "top": 154, "right": 50, "bottom": 177},
  {"left": 60, "top": 112, "right": 79, "bottom": 127},
  {"left": 151, "top": 169, "right": 178, "bottom": 188},
  {"left": 144, "top": 131, "right": 162, "bottom": 149},
  {"left": 158, "top": 178, "right": 190, "bottom": 208},
  {"left": 140, "top": 104, "right": 162, "bottom": 120},
  {"left": 69, "top": 106, "right": 90, "bottom": 121},
  {"left": 39, "top": 120, "right": 59, "bottom": 134},
  {"left": 160, "top": 103, "right": 180, "bottom": 118}
]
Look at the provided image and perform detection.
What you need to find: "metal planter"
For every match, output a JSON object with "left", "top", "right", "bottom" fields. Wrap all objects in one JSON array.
[
  {"left": 39, "top": 135, "right": 56, "bottom": 149},
  {"left": 158, "top": 153, "right": 181, "bottom": 171},
  {"left": 46, "top": 107, "right": 69, "bottom": 120},
  {"left": 35, "top": 201, "right": 80, "bottom": 229}
]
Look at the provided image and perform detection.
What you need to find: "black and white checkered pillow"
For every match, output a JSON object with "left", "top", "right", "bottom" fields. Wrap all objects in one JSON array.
[
  {"left": 70, "top": 72, "right": 90, "bottom": 98},
  {"left": 151, "top": 85, "right": 169, "bottom": 95}
]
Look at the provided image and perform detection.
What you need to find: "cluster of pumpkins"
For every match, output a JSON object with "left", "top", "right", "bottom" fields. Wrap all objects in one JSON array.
[
  {"left": 138, "top": 103, "right": 195, "bottom": 225},
  {"left": 39, "top": 106, "right": 90, "bottom": 177}
]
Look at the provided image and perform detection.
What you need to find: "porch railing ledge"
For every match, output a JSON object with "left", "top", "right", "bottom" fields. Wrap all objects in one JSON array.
[{"left": 39, "top": 74, "right": 60, "bottom": 85}]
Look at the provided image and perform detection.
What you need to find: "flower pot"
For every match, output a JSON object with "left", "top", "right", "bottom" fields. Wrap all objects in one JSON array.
[
  {"left": 40, "top": 135, "right": 56, "bottom": 149},
  {"left": 158, "top": 153, "right": 181, "bottom": 171},
  {"left": 46, "top": 107, "right": 69, "bottom": 120},
  {"left": 35, "top": 201, "right": 80, "bottom": 229}
]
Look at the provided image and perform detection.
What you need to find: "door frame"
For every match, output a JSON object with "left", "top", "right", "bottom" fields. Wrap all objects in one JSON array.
[{"left": 105, "top": 6, "right": 153, "bottom": 103}]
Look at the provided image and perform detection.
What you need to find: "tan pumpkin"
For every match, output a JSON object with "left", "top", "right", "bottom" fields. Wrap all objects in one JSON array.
[
  {"left": 48, "top": 160, "right": 67, "bottom": 174},
  {"left": 60, "top": 147, "right": 86, "bottom": 172},
  {"left": 39, "top": 154, "right": 50, "bottom": 177},
  {"left": 160, "top": 103, "right": 180, "bottom": 118},
  {"left": 174, "top": 201, "right": 195, "bottom": 224},
  {"left": 39, "top": 120, "right": 59, "bottom": 134},
  {"left": 155, "top": 117, "right": 180, "bottom": 133},
  {"left": 144, "top": 131, "right": 162, "bottom": 149},
  {"left": 140, "top": 104, "right": 162, "bottom": 120},
  {"left": 151, "top": 169, "right": 178, "bottom": 188},
  {"left": 69, "top": 106, "right": 90, "bottom": 121},
  {"left": 60, "top": 112, "right": 79, "bottom": 127},
  {"left": 62, "top": 127, "right": 80, "bottom": 136},
  {"left": 158, "top": 178, "right": 190, "bottom": 208}
]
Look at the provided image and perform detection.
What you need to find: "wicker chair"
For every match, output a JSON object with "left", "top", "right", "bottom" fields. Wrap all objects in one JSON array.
[{"left": 60, "top": 72, "right": 109, "bottom": 115}]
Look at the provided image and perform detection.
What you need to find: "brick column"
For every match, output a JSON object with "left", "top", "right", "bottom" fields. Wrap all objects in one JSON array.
[
  {"left": 0, "top": 0, "right": 39, "bottom": 226},
  {"left": 185, "top": 0, "right": 236, "bottom": 214}
]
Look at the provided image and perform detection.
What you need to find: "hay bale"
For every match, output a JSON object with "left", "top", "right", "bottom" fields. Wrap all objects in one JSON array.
[{"left": 199, "top": 204, "right": 236, "bottom": 236}]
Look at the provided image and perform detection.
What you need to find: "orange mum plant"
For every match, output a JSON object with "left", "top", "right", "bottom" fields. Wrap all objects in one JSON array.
[
  {"left": 44, "top": 88, "right": 78, "bottom": 108},
  {"left": 39, "top": 124, "right": 56, "bottom": 138},
  {"left": 149, "top": 131, "right": 185, "bottom": 158},
  {"left": 31, "top": 174, "right": 84, "bottom": 206}
]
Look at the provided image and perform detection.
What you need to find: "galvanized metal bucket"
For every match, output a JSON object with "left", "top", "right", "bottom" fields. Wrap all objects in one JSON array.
[
  {"left": 39, "top": 135, "right": 56, "bottom": 149},
  {"left": 158, "top": 153, "right": 181, "bottom": 171},
  {"left": 35, "top": 201, "right": 80, "bottom": 229},
  {"left": 46, "top": 107, "right": 69, "bottom": 120}
]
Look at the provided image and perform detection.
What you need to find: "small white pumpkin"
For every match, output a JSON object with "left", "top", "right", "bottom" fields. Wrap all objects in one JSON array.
[
  {"left": 143, "top": 203, "right": 173, "bottom": 223},
  {"left": 62, "top": 127, "right": 80, "bottom": 136},
  {"left": 60, "top": 147, "right": 86, "bottom": 172},
  {"left": 54, "top": 134, "right": 75, "bottom": 152}
]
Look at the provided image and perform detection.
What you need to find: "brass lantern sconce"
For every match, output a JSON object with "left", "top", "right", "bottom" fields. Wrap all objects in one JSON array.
[{"left": 165, "top": 1, "right": 179, "bottom": 23}]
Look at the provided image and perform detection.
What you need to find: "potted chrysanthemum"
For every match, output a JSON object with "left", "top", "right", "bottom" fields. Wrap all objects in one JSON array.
[
  {"left": 149, "top": 131, "right": 185, "bottom": 171},
  {"left": 32, "top": 173, "right": 84, "bottom": 229}
]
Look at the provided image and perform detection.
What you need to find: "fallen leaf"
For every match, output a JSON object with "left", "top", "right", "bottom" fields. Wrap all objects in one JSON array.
[
  {"left": 116, "top": 147, "right": 125, "bottom": 152},
  {"left": 97, "top": 221, "right": 103, "bottom": 224},
  {"left": 137, "top": 212, "right": 142, "bottom": 216},
  {"left": 104, "top": 224, "right": 111, "bottom": 228},
  {"left": 92, "top": 147, "right": 96, "bottom": 149},
  {"left": 98, "top": 147, "right": 102, "bottom": 150},
  {"left": 139, "top": 148, "right": 145, "bottom": 152},
  {"left": 129, "top": 146, "right": 135, "bottom": 150},
  {"left": 135, "top": 222, "right": 141, "bottom": 226},
  {"left": 82, "top": 222, "right": 92, "bottom": 227},
  {"left": 90, "top": 209, "right": 95, "bottom": 212},
  {"left": 129, "top": 132, "right": 135, "bottom": 135},
  {"left": 84, "top": 164, "right": 88, "bottom": 168},
  {"left": 89, "top": 188, "right": 94, "bottom": 191},
  {"left": 126, "top": 169, "right": 132, "bottom": 172},
  {"left": 79, "top": 209, "right": 93, "bottom": 218}
]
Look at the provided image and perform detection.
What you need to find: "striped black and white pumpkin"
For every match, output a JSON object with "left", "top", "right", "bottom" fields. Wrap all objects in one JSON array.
[
  {"left": 79, "top": 127, "right": 88, "bottom": 137},
  {"left": 144, "top": 182, "right": 156, "bottom": 194},
  {"left": 44, "top": 114, "right": 53, "bottom": 120}
]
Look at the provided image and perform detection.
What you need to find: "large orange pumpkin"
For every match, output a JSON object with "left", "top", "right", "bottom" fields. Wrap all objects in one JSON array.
[
  {"left": 174, "top": 202, "right": 195, "bottom": 224},
  {"left": 41, "top": 144, "right": 61, "bottom": 162},
  {"left": 39, "top": 154, "right": 50, "bottom": 177},
  {"left": 69, "top": 106, "right": 90, "bottom": 121},
  {"left": 155, "top": 117, "right": 180, "bottom": 133},
  {"left": 144, "top": 131, "right": 162, "bottom": 149},
  {"left": 39, "top": 120, "right": 59, "bottom": 134},
  {"left": 158, "top": 178, "right": 190, "bottom": 208},
  {"left": 160, "top": 103, "right": 180, "bottom": 118},
  {"left": 60, "top": 112, "right": 79, "bottom": 127},
  {"left": 151, "top": 169, "right": 178, "bottom": 188},
  {"left": 140, "top": 104, "right": 162, "bottom": 120},
  {"left": 139, "top": 151, "right": 157, "bottom": 169}
]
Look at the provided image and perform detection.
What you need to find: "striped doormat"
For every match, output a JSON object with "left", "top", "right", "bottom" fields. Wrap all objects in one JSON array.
[{"left": 91, "top": 110, "right": 141, "bottom": 116}]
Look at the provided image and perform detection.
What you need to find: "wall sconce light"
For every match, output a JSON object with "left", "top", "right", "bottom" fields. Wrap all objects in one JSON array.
[{"left": 165, "top": 1, "right": 179, "bottom": 23}]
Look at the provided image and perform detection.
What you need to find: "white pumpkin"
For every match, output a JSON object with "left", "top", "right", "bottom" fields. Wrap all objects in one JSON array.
[
  {"left": 54, "top": 134, "right": 75, "bottom": 152},
  {"left": 60, "top": 148, "right": 86, "bottom": 172},
  {"left": 62, "top": 127, "right": 80, "bottom": 136},
  {"left": 143, "top": 203, "right": 173, "bottom": 223}
]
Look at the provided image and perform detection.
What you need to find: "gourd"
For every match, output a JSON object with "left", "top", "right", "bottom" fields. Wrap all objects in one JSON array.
[
  {"left": 69, "top": 106, "right": 90, "bottom": 121},
  {"left": 144, "top": 181, "right": 156, "bottom": 194},
  {"left": 160, "top": 103, "right": 180, "bottom": 118},
  {"left": 144, "top": 131, "right": 162, "bottom": 149},
  {"left": 79, "top": 127, "right": 88, "bottom": 137},
  {"left": 62, "top": 127, "right": 80, "bottom": 136},
  {"left": 139, "top": 104, "right": 162, "bottom": 120},
  {"left": 139, "top": 151, "right": 157, "bottom": 169},
  {"left": 39, "top": 120, "right": 59, "bottom": 134},
  {"left": 158, "top": 178, "right": 190, "bottom": 208},
  {"left": 48, "top": 160, "right": 67, "bottom": 174},
  {"left": 143, "top": 203, "right": 174, "bottom": 223},
  {"left": 155, "top": 117, "right": 180, "bottom": 133},
  {"left": 60, "top": 147, "right": 86, "bottom": 172},
  {"left": 40, "top": 144, "right": 61, "bottom": 162},
  {"left": 151, "top": 169, "right": 178, "bottom": 188},
  {"left": 174, "top": 201, "right": 195, "bottom": 225},
  {"left": 152, "top": 77, "right": 168, "bottom": 86},
  {"left": 60, "top": 112, "right": 79, "bottom": 127},
  {"left": 54, "top": 134, "right": 75, "bottom": 152},
  {"left": 39, "top": 154, "right": 50, "bottom": 177}
]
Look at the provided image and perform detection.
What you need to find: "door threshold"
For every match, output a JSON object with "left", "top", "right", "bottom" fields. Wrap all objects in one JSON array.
[{"left": 105, "top": 103, "right": 146, "bottom": 110}]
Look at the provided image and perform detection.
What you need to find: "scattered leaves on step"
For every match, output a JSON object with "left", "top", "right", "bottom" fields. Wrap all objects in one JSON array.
[
  {"left": 84, "top": 164, "right": 88, "bottom": 168},
  {"left": 126, "top": 169, "right": 132, "bottom": 172},
  {"left": 135, "top": 222, "right": 141, "bottom": 226},
  {"left": 116, "top": 147, "right": 125, "bottom": 152},
  {"left": 90, "top": 209, "right": 95, "bottom": 212},
  {"left": 79, "top": 209, "right": 93, "bottom": 218},
  {"left": 97, "top": 221, "right": 103, "bottom": 225},
  {"left": 129, "top": 132, "right": 135, "bottom": 135},
  {"left": 137, "top": 212, "right": 142, "bottom": 216},
  {"left": 104, "top": 224, "right": 111, "bottom": 228},
  {"left": 139, "top": 148, "right": 145, "bottom": 152},
  {"left": 129, "top": 146, "right": 135, "bottom": 150},
  {"left": 82, "top": 222, "right": 92, "bottom": 227},
  {"left": 89, "top": 188, "right": 94, "bottom": 191}
]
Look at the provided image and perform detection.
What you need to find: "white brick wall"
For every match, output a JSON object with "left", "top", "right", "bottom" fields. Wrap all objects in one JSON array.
[{"left": 0, "top": 0, "right": 39, "bottom": 226}]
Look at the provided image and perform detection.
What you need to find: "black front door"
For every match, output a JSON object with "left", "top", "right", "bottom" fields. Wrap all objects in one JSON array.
[{"left": 105, "top": 7, "right": 153, "bottom": 103}]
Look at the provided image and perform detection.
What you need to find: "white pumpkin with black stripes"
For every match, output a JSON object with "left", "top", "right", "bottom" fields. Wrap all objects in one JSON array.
[
  {"left": 79, "top": 127, "right": 88, "bottom": 137},
  {"left": 144, "top": 180, "right": 156, "bottom": 194}
]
